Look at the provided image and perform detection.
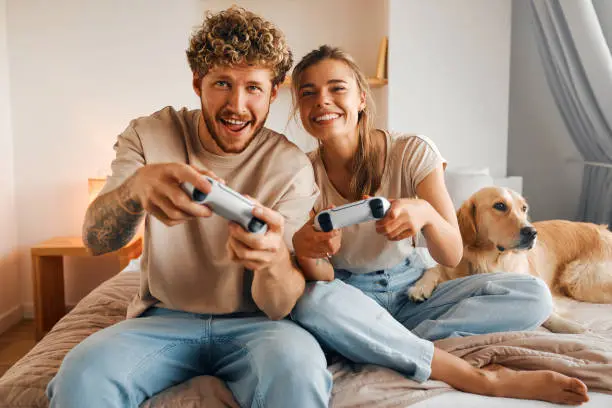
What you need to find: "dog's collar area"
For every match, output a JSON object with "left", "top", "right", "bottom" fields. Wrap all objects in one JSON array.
[{"left": 496, "top": 243, "right": 534, "bottom": 252}]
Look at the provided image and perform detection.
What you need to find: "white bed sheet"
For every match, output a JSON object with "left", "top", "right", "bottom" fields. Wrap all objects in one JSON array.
[{"left": 412, "top": 390, "right": 611, "bottom": 408}]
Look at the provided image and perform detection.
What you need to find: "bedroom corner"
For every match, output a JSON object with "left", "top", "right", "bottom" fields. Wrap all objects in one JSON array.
[
  {"left": 0, "top": 0, "right": 21, "bottom": 337},
  {"left": 0, "top": 0, "right": 24, "bottom": 377}
]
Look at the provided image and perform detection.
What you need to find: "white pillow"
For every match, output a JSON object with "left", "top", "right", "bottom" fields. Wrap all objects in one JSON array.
[
  {"left": 413, "top": 168, "right": 494, "bottom": 249},
  {"left": 445, "top": 171, "right": 495, "bottom": 210},
  {"left": 121, "top": 257, "right": 142, "bottom": 273},
  {"left": 445, "top": 166, "right": 490, "bottom": 176}
]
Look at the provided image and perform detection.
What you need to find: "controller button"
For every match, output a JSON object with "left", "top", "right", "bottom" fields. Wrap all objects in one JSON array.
[
  {"left": 248, "top": 218, "right": 266, "bottom": 233},
  {"left": 318, "top": 213, "right": 333, "bottom": 232},
  {"left": 378, "top": 279, "right": 389, "bottom": 287},
  {"left": 405, "top": 258, "right": 411, "bottom": 266},
  {"left": 192, "top": 188, "right": 207, "bottom": 202},
  {"left": 369, "top": 199, "right": 385, "bottom": 219}
]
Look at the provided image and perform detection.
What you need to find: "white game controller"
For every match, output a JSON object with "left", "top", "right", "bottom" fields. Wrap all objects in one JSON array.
[
  {"left": 314, "top": 197, "right": 391, "bottom": 232},
  {"left": 181, "top": 177, "right": 267, "bottom": 234}
]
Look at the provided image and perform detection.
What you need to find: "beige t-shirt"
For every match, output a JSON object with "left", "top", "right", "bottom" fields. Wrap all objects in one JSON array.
[
  {"left": 310, "top": 131, "right": 445, "bottom": 274},
  {"left": 99, "top": 106, "right": 319, "bottom": 317}
]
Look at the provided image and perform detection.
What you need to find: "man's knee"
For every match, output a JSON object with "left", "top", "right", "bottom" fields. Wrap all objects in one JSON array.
[
  {"left": 47, "top": 337, "right": 127, "bottom": 406},
  {"left": 255, "top": 323, "right": 332, "bottom": 403},
  {"left": 271, "top": 344, "right": 330, "bottom": 382},
  {"left": 266, "top": 322, "right": 327, "bottom": 371}
]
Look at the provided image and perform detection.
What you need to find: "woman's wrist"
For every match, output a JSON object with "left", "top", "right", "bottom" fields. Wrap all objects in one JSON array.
[
  {"left": 293, "top": 240, "right": 313, "bottom": 260},
  {"left": 292, "top": 234, "right": 306, "bottom": 258}
]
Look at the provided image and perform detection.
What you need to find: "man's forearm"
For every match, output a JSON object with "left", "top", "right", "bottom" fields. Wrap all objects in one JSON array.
[
  {"left": 83, "top": 175, "right": 144, "bottom": 255},
  {"left": 251, "top": 251, "right": 306, "bottom": 320}
]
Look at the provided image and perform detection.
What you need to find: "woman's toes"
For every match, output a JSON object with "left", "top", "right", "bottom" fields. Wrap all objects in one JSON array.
[
  {"left": 564, "top": 391, "right": 589, "bottom": 405},
  {"left": 566, "top": 378, "right": 589, "bottom": 398}
]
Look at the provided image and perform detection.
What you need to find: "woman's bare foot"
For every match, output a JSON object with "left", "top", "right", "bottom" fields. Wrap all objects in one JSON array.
[
  {"left": 430, "top": 348, "right": 589, "bottom": 405},
  {"left": 481, "top": 364, "right": 589, "bottom": 405}
]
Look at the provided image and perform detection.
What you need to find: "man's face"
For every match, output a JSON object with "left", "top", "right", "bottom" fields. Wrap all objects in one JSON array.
[{"left": 193, "top": 64, "right": 278, "bottom": 155}]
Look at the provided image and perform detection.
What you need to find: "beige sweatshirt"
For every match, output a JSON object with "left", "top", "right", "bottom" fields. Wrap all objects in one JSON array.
[{"left": 99, "top": 106, "right": 319, "bottom": 317}]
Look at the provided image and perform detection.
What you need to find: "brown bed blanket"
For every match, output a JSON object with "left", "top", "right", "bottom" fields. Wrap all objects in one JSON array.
[{"left": 1, "top": 272, "right": 611, "bottom": 408}]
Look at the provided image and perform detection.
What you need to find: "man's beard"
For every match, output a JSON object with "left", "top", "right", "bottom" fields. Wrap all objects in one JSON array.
[{"left": 202, "top": 107, "right": 269, "bottom": 154}]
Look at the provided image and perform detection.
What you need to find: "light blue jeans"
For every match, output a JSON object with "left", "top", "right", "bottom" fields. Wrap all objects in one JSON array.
[
  {"left": 291, "top": 251, "right": 553, "bottom": 382},
  {"left": 46, "top": 307, "right": 332, "bottom": 408}
]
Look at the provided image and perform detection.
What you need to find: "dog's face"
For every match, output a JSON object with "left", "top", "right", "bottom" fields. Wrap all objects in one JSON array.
[{"left": 457, "top": 187, "right": 537, "bottom": 251}]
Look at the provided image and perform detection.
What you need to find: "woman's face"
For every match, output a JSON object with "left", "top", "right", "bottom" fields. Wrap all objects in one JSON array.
[{"left": 296, "top": 59, "right": 365, "bottom": 143}]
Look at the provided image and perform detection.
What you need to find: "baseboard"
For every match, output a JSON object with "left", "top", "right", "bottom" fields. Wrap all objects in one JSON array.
[
  {"left": 22, "top": 303, "right": 33, "bottom": 319},
  {"left": 0, "top": 305, "right": 24, "bottom": 335},
  {"left": 21, "top": 303, "right": 76, "bottom": 320}
]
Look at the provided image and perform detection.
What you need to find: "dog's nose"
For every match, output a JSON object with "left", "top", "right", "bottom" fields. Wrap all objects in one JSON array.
[{"left": 520, "top": 226, "right": 537, "bottom": 239}]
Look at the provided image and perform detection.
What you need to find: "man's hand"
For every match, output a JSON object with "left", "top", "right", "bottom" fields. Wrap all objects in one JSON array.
[
  {"left": 292, "top": 210, "right": 342, "bottom": 259},
  {"left": 226, "top": 202, "right": 306, "bottom": 319},
  {"left": 131, "top": 163, "right": 223, "bottom": 227},
  {"left": 83, "top": 162, "right": 225, "bottom": 255},
  {"left": 226, "top": 205, "right": 290, "bottom": 272}
]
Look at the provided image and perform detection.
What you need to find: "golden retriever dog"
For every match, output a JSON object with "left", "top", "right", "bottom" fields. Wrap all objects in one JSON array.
[{"left": 408, "top": 186, "right": 612, "bottom": 333}]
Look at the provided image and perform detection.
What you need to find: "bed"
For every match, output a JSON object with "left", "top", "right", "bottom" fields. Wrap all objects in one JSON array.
[
  {"left": 1, "top": 257, "right": 612, "bottom": 408},
  {"left": 3, "top": 172, "right": 612, "bottom": 407}
]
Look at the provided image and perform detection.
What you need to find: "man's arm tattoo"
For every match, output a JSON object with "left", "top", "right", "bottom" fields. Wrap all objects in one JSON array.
[{"left": 83, "top": 177, "right": 144, "bottom": 255}]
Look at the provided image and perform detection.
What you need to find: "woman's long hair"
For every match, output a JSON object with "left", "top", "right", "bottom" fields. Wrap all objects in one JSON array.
[{"left": 291, "top": 45, "right": 383, "bottom": 200}]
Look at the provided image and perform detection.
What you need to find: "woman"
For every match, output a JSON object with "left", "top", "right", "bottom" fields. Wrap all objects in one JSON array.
[{"left": 290, "top": 45, "right": 588, "bottom": 405}]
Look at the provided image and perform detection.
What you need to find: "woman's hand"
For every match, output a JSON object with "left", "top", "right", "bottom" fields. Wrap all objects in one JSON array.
[
  {"left": 293, "top": 211, "right": 342, "bottom": 259},
  {"left": 375, "top": 198, "right": 433, "bottom": 241}
]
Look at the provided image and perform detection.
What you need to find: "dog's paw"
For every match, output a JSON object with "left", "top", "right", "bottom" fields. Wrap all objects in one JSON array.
[{"left": 407, "top": 282, "right": 435, "bottom": 303}]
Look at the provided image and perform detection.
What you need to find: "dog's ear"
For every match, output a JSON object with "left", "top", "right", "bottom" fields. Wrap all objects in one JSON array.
[{"left": 457, "top": 200, "right": 477, "bottom": 247}]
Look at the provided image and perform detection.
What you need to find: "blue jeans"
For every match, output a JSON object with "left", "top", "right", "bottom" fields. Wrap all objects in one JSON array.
[
  {"left": 46, "top": 307, "right": 332, "bottom": 408},
  {"left": 291, "top": 251, "right": 553, "bottom": 383}
]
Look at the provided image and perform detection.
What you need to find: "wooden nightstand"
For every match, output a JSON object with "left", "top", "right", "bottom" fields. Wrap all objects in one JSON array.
[{"left": 31, "top": 235, "right": 143, "bottom": 340}]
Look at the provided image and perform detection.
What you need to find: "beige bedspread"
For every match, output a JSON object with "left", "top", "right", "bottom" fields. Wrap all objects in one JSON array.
[{"left": 1, "top": 272, "right": 611, "bottom": 408}]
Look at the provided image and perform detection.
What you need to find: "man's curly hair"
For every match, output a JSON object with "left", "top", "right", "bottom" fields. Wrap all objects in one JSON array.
[{"left": 186, "top": 6, "right": 293, "bottom": 86}]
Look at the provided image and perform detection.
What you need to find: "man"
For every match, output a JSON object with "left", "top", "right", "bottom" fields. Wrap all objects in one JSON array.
[{"left": 46, "top": 7, "right": 331, "bottom": 408}]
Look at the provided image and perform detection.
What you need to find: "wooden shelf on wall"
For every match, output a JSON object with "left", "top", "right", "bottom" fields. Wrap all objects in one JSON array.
[
  {"left": 367, "top": 77, "right": 389, "bottom": 88},
  {"left": 280, "top": 36, "right": 389, "bottom": 89}
]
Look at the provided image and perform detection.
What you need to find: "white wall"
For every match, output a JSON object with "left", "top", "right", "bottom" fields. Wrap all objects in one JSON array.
[
  {"left": 388, "top": 0, "right": 512, "bottom": 178},
  {"left": 0, "top": 0, "right": 21, "bottom": 333},
  {"left": 507, "top": 0, "right": 583, "bottom": 222},
  {"left": 7, "top": 0, "right": 205, "bottom": 313},
  {"left": 6, "top": 0, "right": 387, "bottom": 311}
]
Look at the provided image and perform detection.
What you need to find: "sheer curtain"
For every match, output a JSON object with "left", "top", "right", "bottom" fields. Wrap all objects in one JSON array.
[{"left": 529, "top": 0, "right": 612, "bottom": 227}]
